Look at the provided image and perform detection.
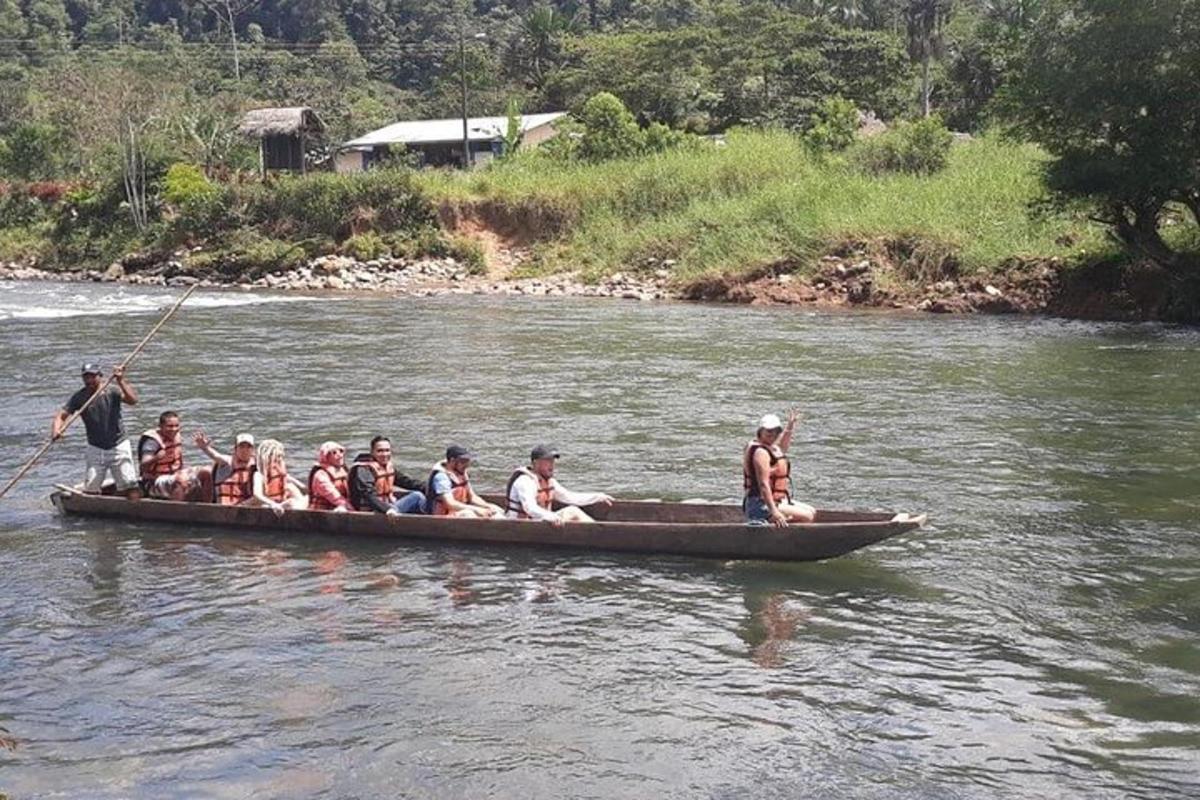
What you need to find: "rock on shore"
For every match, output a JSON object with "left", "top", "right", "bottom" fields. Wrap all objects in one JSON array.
[
  {"left": 0, "top": 254, "right": 674, "bottom": 302},
  {"left": 0, "top": 247, "right": 1064, "bottom": 315}
]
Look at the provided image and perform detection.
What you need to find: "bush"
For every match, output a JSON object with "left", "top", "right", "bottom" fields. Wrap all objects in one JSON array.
[
  {"left": 577, "top": 92, "right": 645, "bottom": 162},
  {"left": 208, "top": 230, "right": 308, "bottom": 279},
  {"left": 441, "top": 234, "right": 487, "bottom": 275},
  {"left": 246, "top": 168, "right": 434, "bottom": 240},
  {"left": 162, "top": 163, "right": 216, "bottom": 206},
  {"left": 168, "top": 184, "right": 238, "bottom": 241},
  {"left": 855, "top": 116, "right": 954, "bottom": 175},
  {"left": 340, "top": 231, "right": 389, "bottom": 261},
  {"left": 803, "top": 96, "right": 859, "bottom": 153}
]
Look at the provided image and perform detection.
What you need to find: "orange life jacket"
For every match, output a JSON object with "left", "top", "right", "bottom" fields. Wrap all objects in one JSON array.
[
  {"left": 214, "top": 458, "right": 255, "bottom": 506},
  {"left": 365, "top": 460, "right": 395, "bottom": 501},
  {"left": 139, "top": 428, "right": 183, "bottom": 481},
  {"left": 427, "top": 463, "right": 472, "bottom": 516},
  {"left": 505, "top": 467, "right": 554, "bottom": 518},
  {"left": 308, "top": 464, "right": 349, "bottom": 511},
  {"left": 743, "top": 441, "right": 791, "bottom": 503},
  {"left": 261, "top": 466, "right": 288, "bottom": 503}
]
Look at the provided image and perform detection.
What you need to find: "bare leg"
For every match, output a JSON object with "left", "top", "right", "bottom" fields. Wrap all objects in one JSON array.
[
  {"left": 778, "top": 500, "right": 815, "bottom": 523},
  {"left": 558, "top": 505, "right": 595, "bottom": 523},
  {"left": 450, "top": 507, "right": 488, "bottom": 519}
]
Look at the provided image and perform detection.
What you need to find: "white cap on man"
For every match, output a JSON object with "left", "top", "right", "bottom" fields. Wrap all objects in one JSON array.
[
  {"left": 758, "top": 413, "right": 783, "bottom": 431},
  {"left": 235, "top": 433, "right": 255, "bottom": 446}
]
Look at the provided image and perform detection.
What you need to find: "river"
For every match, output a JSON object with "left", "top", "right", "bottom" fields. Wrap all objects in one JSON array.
[{"left": 1, "top": 280, "right": 1197, "bottom": 798}]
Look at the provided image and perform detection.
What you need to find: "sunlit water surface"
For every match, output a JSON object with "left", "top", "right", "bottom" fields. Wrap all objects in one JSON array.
[{"left": 1, "top": 281, "right": 1198, "bottom": 798}]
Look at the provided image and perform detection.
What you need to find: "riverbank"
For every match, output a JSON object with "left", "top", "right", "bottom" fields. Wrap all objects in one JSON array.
[
  {"left": 5, "top": 131, "right": 1195, "bottom": 321},
  {"left": 2, "top": 246, "right": 1154, "bottom": 320}
]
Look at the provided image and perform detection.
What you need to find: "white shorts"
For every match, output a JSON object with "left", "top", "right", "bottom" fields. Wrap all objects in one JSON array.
[
  {"left": 83, "top": 439, "right": 139, "bottom": 492},
  {"left": 147, "top": 473, "right": 182, "bottom": 499}
]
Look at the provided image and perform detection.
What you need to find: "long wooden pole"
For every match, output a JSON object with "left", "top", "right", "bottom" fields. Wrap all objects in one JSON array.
[{"left": 0, "top": 284, "right": 199, "bottom": 501}]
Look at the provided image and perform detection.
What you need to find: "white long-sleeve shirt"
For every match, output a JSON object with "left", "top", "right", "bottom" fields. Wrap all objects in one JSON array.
[{"left": 506, "top": 471, "right": 607, "bottom": 521}]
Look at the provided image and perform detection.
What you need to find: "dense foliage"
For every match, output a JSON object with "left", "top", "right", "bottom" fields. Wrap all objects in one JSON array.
[
  {"left": 0, "top": 0, "right": 1198, "bottom": 302},
  {"left": 1002, "top": 0, "right": 1200, "bottom": 273}
]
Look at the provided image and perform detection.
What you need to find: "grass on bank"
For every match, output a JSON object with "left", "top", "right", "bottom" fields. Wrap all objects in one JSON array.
[{"left": 419, "top": 129, "right": 1109, "bottom": 282}]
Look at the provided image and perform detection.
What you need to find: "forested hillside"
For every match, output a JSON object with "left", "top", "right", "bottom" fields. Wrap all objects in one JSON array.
[{"left": 0, "top": 0, "right": 1027, "bottom": 172}]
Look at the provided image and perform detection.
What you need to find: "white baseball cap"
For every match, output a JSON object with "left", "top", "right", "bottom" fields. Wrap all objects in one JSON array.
[
  {"left": 235, "top": 433, "right": 255, "bottom": 446},
  {"left": 758, "top": 413, "right": 783, "bottom": 431}
]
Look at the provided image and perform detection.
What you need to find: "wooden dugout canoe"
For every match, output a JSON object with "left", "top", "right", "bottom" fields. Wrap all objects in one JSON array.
[{"left": 50, "top": 490, "right": 924, "bottom": 562}]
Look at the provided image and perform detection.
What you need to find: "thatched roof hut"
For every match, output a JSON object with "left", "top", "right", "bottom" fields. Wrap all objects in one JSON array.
[{"left": 238, "top": 107, "right": 326, "bottom": 174}]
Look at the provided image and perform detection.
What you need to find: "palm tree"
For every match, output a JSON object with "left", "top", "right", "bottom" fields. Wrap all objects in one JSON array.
[
  {"left": 904, "top": 0, "right": 954, "bottom": 117},
  {"left": 511, "top": 3, "right": 580, "bottom": 90},
  {"left": 798, "top": 0, "right": 867, "bottom": 26}
]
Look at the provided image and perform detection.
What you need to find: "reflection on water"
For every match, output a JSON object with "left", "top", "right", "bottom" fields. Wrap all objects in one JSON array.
[{"left": 1, "top": 282, "right": 1198, "bottom": 798}]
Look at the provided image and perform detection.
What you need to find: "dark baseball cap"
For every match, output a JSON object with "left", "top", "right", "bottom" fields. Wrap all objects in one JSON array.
[
  {"left": 530, "top": 444, "right": 560, "bottom": 461},
  {"left": 445, "top": 444, "right": 476, "bottom": 461},
  {"left": 81, "top": 362, "right": 102, "bottom": 375}
]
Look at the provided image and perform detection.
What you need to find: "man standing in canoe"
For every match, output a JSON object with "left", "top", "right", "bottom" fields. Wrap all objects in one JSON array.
[
  {"left": 743, "top": 410, "right": 816, "bottom": 527},
  {"left": 505, "top": 445, "right": 613, "bottom": 525},
  {"left": 51, "top": 363, "right": 140, "bottom": 498}
]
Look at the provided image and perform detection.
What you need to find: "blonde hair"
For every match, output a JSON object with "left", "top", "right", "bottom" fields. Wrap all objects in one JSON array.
[{"left": 256, "top": 439, "right": 287, "bottom": 477}]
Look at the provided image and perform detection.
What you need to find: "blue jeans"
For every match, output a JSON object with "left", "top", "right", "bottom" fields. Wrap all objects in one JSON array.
[
  {"left": 392, "top": 491, "right": 427, "bottom": 515},
  {"left": 742, "top": 495, "right": 770, "bottom": 525}
]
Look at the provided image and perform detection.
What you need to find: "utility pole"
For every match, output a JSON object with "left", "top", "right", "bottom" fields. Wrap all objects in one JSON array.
[
  {"left": 459, "top": 22, "right": 470, "bottom": 169},
  {"left": 457, "top": 24, "right": 486, "bottom": 169}
]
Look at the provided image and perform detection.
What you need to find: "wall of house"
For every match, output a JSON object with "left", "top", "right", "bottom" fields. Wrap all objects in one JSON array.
[{"left": 334, "top": 150, "right": 365, "bottom": 173}]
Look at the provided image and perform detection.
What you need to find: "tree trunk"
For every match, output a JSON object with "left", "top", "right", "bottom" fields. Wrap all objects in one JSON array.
[
  {"left": 226, "top": 2, "right": 240, "bottom": 82},
  {"left": 1109, "top": 202, "right": 1180, "bottom": 272},
  {"left": 921, "top": 54, "right": 931, "bottom": 117},
  {"left": 588, "top": 0, "right": 599, "bottom": 31}
]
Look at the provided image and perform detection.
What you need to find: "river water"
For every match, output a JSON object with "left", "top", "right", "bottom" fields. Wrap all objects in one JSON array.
[{"left": 0, "top": 280, "right": 1197, "bottom": 798}]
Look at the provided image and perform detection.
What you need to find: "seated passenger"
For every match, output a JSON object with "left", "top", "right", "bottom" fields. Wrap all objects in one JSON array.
[
  {"left": 425, "top": 445, "right": 503, "bottom": 518},
  {"left": 196, "top": 431, "right": 256, "bottom": 506},
  {"left": 743, "top": 411, "right": 816, "bottom": 527},
  {"left": 137, "top": 410, "right": 212, "bottom": 501},
  {"left": 505, "top": 445, "right": 613, "bottom": 526},
  {"left": 250, "top": 439, "right": 308, "bottom": 515},
  {"left": 309, "top": 441, "right": 351, "bottom": 513},
  {"left": 348, "top": 436, "right": 426, "bottom": 516}
]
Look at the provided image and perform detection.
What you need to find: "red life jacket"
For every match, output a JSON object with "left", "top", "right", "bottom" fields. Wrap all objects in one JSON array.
[
  {"left": 743, "top": 441, "right": 792, "bottom": 503},
  {"left": 308, "top": 464, "right": 349, "bottom": 511},
  {"left": 427, "top": 462, "right": 472, "bottom": 516},
  {"left": 214, "top": 458, "right": 255, "bottom": 506},
  {"left": 139, "top": 428, "right": 183, "bottom": 482},
  {"left": 505, "top": 467, "right": 554, "bottom": 518}
]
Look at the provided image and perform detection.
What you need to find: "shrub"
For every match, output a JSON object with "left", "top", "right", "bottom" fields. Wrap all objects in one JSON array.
[
  {"left": 340, "top": 231, "right": 389, "bottom": 261},
  {"left": 577, "top": 92, "right": 645, "bottom": 162},
  {"left": 441, "top": 233, "right": 487, "bottom": 275},
  {"left": 162, "top": 163, "right": 216, "bottom": 206},
  {"left": 383, "top": 227, "right": 446, "bottom": 260},
  {"left": 855, "top": 116, "right": 954, "bottom": 175},
  {"left": 209, "top": 230, "right": 308, "bottom": 279},
  {"left": 168, "top": 184, "right": 238, "bottom": 241},
  {"left": 803, "top": 96, "right": 860, "bottom": 153},
  {"left": 246, "top": 168, "right": 434, "bottom": 240}
]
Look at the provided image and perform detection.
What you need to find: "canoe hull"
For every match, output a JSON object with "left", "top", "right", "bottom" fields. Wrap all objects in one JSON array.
[{"left": 50, "top": 492, "right": 921, "bottom": 562}]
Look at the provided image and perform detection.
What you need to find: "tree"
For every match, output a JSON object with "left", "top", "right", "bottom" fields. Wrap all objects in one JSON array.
[
  {"left": 903, "top": 0, "right": 953, "bottom": 117},
  {"left": 507, "top": 3, "right": 579, "bottom": 90},
  {"left": 1003, "top": 0, "right": 1200, "bottom": 272},
  {"left": 577, "top": 91, "right": 644, "bottom": 161},
  {"left": 193, "top": 0, "right": 262, "bottom": 81}
]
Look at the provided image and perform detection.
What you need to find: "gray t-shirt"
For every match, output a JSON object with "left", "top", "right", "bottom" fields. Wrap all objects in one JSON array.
[{"left": 64, "top": 384, "right": 125, "bottom": 450}]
